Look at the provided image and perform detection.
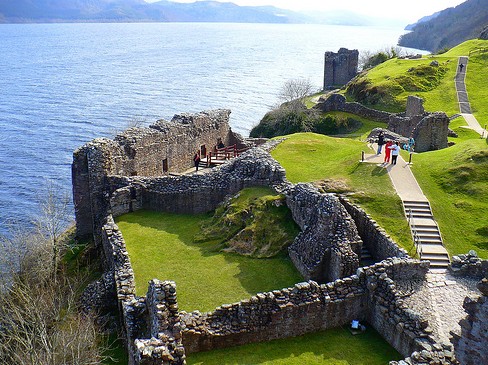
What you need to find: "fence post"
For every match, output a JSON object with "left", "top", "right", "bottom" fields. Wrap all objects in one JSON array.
[
  {"left": 361, "top": 151, "right": 364, "bottom": 162},
  {"left": 408, "top": 153, "right": 413, "bottom": 165}
]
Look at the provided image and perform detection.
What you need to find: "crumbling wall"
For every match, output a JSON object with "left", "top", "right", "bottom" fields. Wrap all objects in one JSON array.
[
  {"left": 340, "top": 197, "right": 409, "bottom": 261},
  {"left": 315, "top": 93, "right": 391, "bottom": 123},
  {"left": 285, "top": 183, "right": 361, "bottom": 282},
  {"left": 181, "top": 279, "right": 367, "bottom": 353},
  {"left": 323, "top": 48, "right": 359, "bottom": 89},
  {"left": 452, "top": 278, "right": 488, "bottom": 365},
  {"left": 315, "top": 94, "right": 449, "bottom": 153},
  {"left": 72, "top": 109, "right": 237, "bottom": 239},
  {"left": 180, "top": 258, "right": 432, "bottom": 357},
  {"left": 363, "top": 259, "right": 432, "bottom": 357}
]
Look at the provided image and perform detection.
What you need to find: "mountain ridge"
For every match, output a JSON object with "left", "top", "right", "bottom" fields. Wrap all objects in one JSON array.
[
  {"left": 0, "top": 0, "right": 331, "bottom": 24},
  {"left": 399, "top": 0, "right": 488, "bottom": 52},
  {"left": 0, "top": 0, "right": 396, "bottom": 25}
]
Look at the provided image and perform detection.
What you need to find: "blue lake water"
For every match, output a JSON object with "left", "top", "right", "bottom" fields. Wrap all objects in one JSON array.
[{"left": 0, "top": 22, "right": 416, "bottom": 235}]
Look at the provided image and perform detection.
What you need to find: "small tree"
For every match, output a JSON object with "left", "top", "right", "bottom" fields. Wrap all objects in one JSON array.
[
  {"left": 32, "top": 180, "right": 72, "bottom": 278},
  {"left": 278, "top": 78, "right": 314, "bottom": 111}
]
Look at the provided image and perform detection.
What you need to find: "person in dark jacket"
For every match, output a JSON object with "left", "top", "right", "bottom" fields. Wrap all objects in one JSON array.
[
  {"left": 376, "top": 131, "right": 385, "bottom": 155},
  {"left": 193, "top": 150, "right": 201, "bottom": 171}
]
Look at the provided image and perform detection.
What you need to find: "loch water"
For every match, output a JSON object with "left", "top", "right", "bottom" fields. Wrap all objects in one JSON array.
[{"left": 0, "top": 22, "right": 416, "bottom": 235}]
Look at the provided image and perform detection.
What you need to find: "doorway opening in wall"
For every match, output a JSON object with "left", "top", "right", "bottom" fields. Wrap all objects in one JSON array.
[
  {"left": 200, "top": 145, "right": 206, "bottom": 157},
  {"left": 162, "top": 158, "right": 168, "bottom": 173}
]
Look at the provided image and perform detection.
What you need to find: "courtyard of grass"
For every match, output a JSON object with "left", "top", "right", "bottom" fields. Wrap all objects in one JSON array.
[
  {"left": 115, "top": 206, "right": 303, "bottom": 313},
  {"left": 187, "top": 326, "right": 402, "bottom": 365}
]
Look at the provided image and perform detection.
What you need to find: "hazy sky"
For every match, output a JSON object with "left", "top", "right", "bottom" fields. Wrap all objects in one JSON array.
[{"left": 145, "top": 0, "right": 467, "bottom": 23}]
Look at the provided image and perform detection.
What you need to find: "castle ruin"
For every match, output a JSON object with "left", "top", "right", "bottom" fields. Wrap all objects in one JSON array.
[
  {"left": 73, "top": 109, "right": 486, "bottom": 365},
  {"left": 323, "top": 48, "right": 359, "bottom": 90}
]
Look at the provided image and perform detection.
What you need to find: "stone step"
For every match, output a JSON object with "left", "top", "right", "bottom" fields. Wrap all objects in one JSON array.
[
  {"left": 417, "top": 235, "right": 442, "bottom": 242},
  {"left": 406, "top": 209, "right": 433, "bottom": 216},
  {"left": 420, "top": 252, "right": 450, "bottom": 261},
  {"left": 428, "top": 260, "right": 450, "bottom": 268},
  {"left": 414, "top": 225, "right": 440, "bottom": 232},
  {"left": 404, "top": 201, "right": 431, "bottom": 208},
  {"left": 410, "top": 212, "right": 434, "bottom": 219},
  {"left": 420, "top": 243, "right": 449, "bottom": 254},
  {"left": 419, "top": 238, "right": 444, "bottom": 243}
]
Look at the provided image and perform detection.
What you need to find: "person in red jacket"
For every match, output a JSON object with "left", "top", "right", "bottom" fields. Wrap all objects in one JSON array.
[{"left": 384, "top": 140, "right": 393, "bottom": 163}]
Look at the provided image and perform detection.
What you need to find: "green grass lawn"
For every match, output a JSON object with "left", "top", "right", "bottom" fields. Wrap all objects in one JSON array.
[
  {"left": 187, "top": 327, "right": 402, "bottom": 365},
  {"left": 271, "top": 133, "right": 415, "bottom": 256},
  {"left": 411, "top": 128, "right": 488, "bottom": 259},
  {"left": 115, "top": 209, "right": 302, "bottom": 313}
]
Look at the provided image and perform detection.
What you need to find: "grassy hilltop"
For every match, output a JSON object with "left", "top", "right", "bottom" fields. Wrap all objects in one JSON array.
[{"left": 346, "top": 39, "right": 488, "bottom": 122}]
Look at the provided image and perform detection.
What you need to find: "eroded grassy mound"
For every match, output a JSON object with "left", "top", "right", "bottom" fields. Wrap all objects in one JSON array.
[{"left": 196, "top": 187, "right": 299, "bottom": 258}]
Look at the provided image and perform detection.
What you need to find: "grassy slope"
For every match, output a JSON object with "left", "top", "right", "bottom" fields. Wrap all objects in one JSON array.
[
  {"left": 362, "top": 39, "right": 488, "bottom": 120},
  {"left": 411, "top": 129, "right": 488, "bottom": 258},
  {"left": 188, "top": 327, "right": 401, "bottom": 365},
  {"left": 271, "top": 133, "right": 415, "bottom": 256},
  {"left": 116, "top": 208, "right": 302, "bottom": 313},
  {"left": 336, "top": 39, "right": 488, "bottom": 258}
]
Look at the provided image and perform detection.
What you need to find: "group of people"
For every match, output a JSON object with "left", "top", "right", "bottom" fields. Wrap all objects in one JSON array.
[
  {"left": 193, "top": 138, "right": 226, "bottom": 172},
  {"left": 376, "top": 131, "right": 415, "bottom": 165}
]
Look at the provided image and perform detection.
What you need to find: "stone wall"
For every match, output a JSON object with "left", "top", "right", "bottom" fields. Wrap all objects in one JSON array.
[
  {"left": 97, "top": 212, "right": 438, "bottom": 363},
  {"left": 179, "top": 258, "right": 432, "bottom": 357},
  {"left": 76, "top": 118, "right": 445, "bottom": 363},
  {"left": 323, "top": 48, "right": 359, "bottom": 89},
  {"left": 107, "top": 148, "right": 286, "bottom": 218},
  {"left": 405, "top": 95, "right": 425, "bottom": 117},
  {"left": 72, "top": 109, "right": 238, "bottom": 239},
  {"left": 285, "top": 183, "right": 361, "bottom": 282},
  {"left": 340, "top": 197, "right": 409, "bottom": 261},
  {"left": 181, "top": 279, "right": 367, "bottom": 353},
  {"left": 315, "top": 94, "right": 449, "bottom": 153},
  {"left": 315, "top": 93, "right": 391, "bottom": 123},
  {"left": 107, "top": 152, "right": 363, "bottom": 284},
  {"left": 364, "top": 260, "right": 432, "bottom": 357},
  {"left": 449, "top": 251, "right": 488, "bottom": 278}
]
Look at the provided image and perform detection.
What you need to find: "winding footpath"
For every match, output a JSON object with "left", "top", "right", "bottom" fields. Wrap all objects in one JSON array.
[{"left": 456, "top": 56, "right": 487, "bottom": 136}]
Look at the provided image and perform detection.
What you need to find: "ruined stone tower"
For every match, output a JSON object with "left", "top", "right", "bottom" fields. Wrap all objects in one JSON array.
[{"left": 323, "top": 48, "right": 359, "bottom": 90}]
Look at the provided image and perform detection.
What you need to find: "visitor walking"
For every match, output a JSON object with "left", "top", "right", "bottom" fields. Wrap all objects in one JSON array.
[
  {"left": 459, "top": 63, "right": 464, "bottom": 72},
  {"left": 376, "top": 131, "right": 385, "bottom": 155},
  {"left": 193, "top": 150, "right": 201, "bottom": 171},
  {"left": 384, "top": 140, "right": 393, "bottom": 163},
  {"left": 408, "top": 135, "right": 415, "bottom": 152},
  {"left": 389, "top": 141, "right": 400, "bottom": 165}
]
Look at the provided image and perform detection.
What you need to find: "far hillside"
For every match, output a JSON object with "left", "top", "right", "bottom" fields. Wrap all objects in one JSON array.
[{"left": 398, "top": 0, "right": 488, "bottom": 52}]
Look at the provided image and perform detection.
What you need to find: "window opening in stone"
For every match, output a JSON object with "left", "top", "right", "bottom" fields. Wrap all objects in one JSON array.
[{"left": 162, "top": 158, "right": 168, "bottom": 173}]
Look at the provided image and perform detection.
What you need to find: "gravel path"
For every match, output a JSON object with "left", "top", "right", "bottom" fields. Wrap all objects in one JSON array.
[{"left": 402, "top": 270, "right": 480, "bottom": 345}]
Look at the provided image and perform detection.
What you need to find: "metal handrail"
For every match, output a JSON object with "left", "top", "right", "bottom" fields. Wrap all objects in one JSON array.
[{"left": 408, "top": 208, "right": 422, "bottom": 258}]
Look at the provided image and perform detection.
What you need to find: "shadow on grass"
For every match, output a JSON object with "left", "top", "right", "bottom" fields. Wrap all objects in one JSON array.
[
  {"left": 371, "top": 165, "right": 388, "bottom": 176},
  {"left": 187, "top": 326, "right": 402, "bottom": 365}
]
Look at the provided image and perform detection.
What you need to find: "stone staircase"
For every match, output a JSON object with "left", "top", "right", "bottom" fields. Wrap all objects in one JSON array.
[
  {"left": 403, "top": 200, "right": 450, "bottom": 269},
  {"left": 360, "top": 244, "right": 375, "bottom": 267}
]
